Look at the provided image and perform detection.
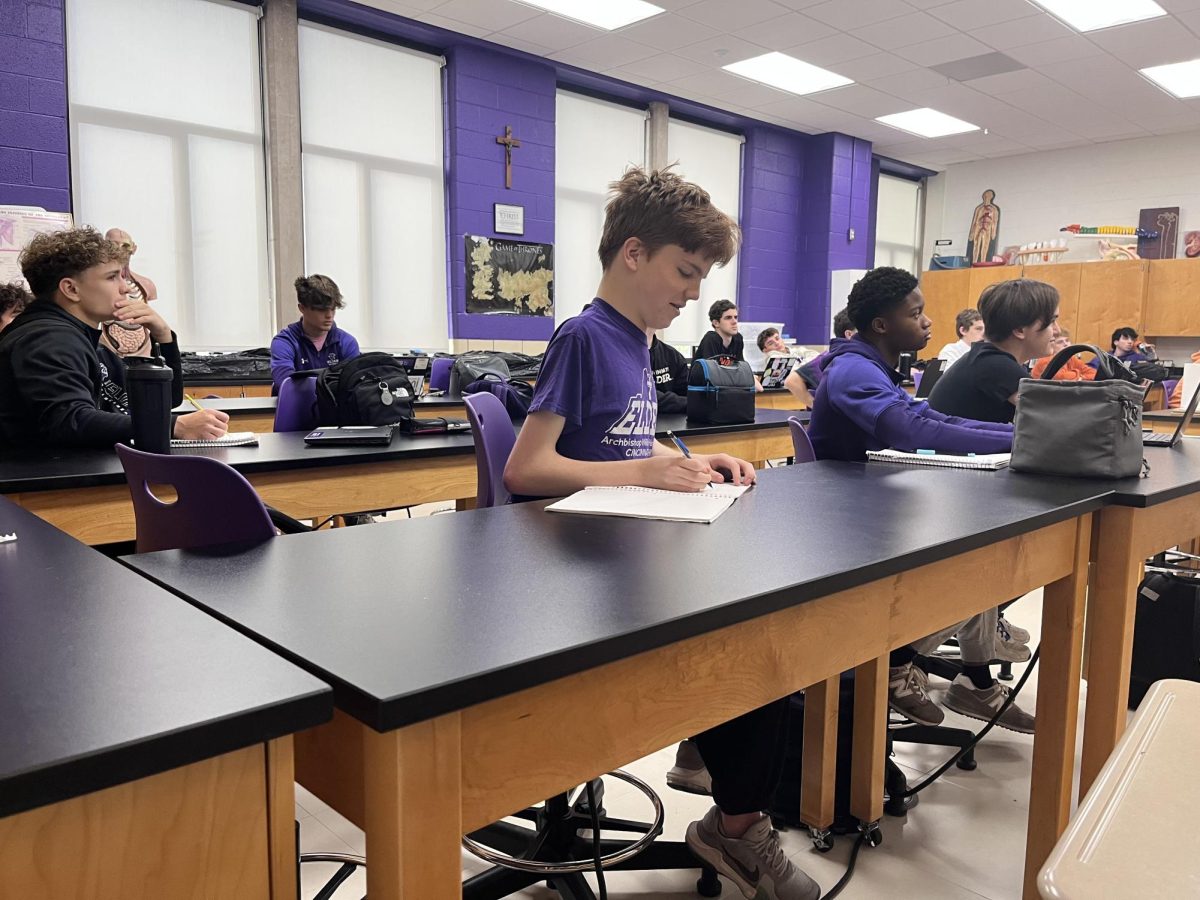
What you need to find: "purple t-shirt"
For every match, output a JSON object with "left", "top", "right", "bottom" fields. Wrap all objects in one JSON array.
[{"left": 530, "top": 299, "right": 657, "bottom": 462}]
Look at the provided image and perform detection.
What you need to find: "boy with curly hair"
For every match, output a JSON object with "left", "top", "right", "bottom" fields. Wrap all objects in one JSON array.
[{"left": 0, "top": 227, "right": 227, "bottom": 449}]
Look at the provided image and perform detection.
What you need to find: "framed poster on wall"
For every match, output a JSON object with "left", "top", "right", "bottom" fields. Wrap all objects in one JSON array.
[{"left": 465, "top": 235, "right": 553, "bottom": 317}]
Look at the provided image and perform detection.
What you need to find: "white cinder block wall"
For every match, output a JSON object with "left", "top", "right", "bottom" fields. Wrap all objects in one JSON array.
[{"left": 922, "top": 131, "right": 1200, "bottom": 268}]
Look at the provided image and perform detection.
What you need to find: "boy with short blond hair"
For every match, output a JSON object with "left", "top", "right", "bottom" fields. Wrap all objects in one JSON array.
[{"left": 505, "top": 167, "right": 818, "bottom": 900}]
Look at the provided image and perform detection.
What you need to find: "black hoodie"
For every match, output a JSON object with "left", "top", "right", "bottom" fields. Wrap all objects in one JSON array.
[
  {"left": 0, "top": 302, "right": 182, "bottom": 451},
  {"left": 649, "top": 336, "right": 688, "bottom": 414}
]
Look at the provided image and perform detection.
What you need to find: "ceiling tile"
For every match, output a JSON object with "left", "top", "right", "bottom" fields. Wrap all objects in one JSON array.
[
  {"left": 685, "top": 0, "right": 793, "bottom": 29},
  {"left": 1086, "top": 16, "right": 1200, "bottom": 69},
  {"left": 672, "top": 33, "right": 773, "bottom": 66},
  {"left": 416, "top": 11, "right": 492, "bottom": 37},
  {"left": 969, "top": 12, "right": 1076, "bottom": 51},
  {"left": 835, "top": 51, "right": 920, "bottom": 80},
  {"left": 865, "top": 64, "right": 952, "bottom": 100},
  {"left": 784, "top": 31, "right": 880, "bottom": 65},
  {"left": 432, "top": 0, "right": 539, "bottom": 32},
  {"left": 1004, "top": 34, "right": 1108, "bottom": 67},
  {"left": 894, "top": 32, "right": 993, "bottom": 66},
  {"left": 850, "top": 12, "right": 957, "bottom": 50},
  {"left": 966, "top": 67, "right": 1058, "bottom": 95},
  {"left": 926, "top": 0, "right": 1043, "bottom": 30},
  {"left": 616, "top": 12, "right": 721, "bottom": 52},
  {"left": 1156, "top": 0, "right": 1200, "bottom": 12},
  {"left": 733, "top": 12, "right": 839, "bottom": 50},
  {"left": 754, "top": 93, "right": 841, "bottom": 123},
  {"left": 495, "top": 14, "right": 601, "bottom": 52},
  {"left": 1178, "top": 9, "right": 1200, "bottom": 36},
  {"left": 804, "top": 0, "right": 918, "bottom": 31},
  {"left": 487, "top": 33, "right": 555, "bottom": 56},
  {"left": 811, "top": 82, "right": 905, "bottom": 115},
  {"left": 549, "top": 34, "right": 659, "bottom": 70},
  {"left": 617, "top": 52, "right": 711, "bottom": 82}
]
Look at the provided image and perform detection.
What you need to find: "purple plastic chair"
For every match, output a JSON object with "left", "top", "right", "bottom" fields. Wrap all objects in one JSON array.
[
  {"left": 430, "top": 356, "right": 453, "bottom": 393},
  {"left": 115, "top": 444, "right": 275, "bottom": 553},
  {"left": 787, "top": 415, "right": 816, "bottom": 464},
  {"left": 1164, "top": 378, "right": 1180, "bottom": 407},
  {"left": 274, "top": 374, "right": 318, "bottom": 432},
  {"left": 464, "top": 391, "right": 515, "bottom": 507}
]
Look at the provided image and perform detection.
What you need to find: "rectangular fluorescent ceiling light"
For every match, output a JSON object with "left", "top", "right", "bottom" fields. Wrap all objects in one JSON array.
[
  {"left": 1029, "top": 0, "right": 1166, "bottom": 32},
  {"left": 722, "top": 52, "right": 853, "bottom": 96},
  {"left": 514, "top": 0, "right": 664, "bottom": 30},
  {"left": 876, "top": 108, "right": 979, "bottom": 138},
  {"left": 1141, "top": 58, "right": 1200, "bottom": 98}
]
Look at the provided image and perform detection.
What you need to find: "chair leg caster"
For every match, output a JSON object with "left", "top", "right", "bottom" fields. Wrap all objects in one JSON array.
[
  {"left": 859, "top": 820, "right": 883, "bottom": 848},
  {"left": 808, "top": 827, "right": 835, "bottom": 853}
]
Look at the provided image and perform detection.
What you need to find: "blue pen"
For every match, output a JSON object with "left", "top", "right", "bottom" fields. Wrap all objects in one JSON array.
[{"left": 666, "top": 430, "right": 692, "bottom": 459}]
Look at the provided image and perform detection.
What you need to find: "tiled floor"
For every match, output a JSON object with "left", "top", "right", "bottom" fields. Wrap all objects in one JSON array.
[{"left": 298, "top": 588, "right": 1084, "bottom": 899}]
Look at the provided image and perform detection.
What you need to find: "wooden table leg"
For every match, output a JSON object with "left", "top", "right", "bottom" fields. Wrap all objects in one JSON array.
[
  {"left": 363, "top": 713, "right": 463, "bottom": 900},
  {"left": 266, "top": 736, "right": 298, "bottom": 900},
  {"left": 1079, "top": 508, "right": 1141, "bottom": 800},
  {"left": 849, "top": 656, "right": 887, "bottom": 830},
  {"left": 1023, "top": 514, "right": 1090, "bottom": 899},
  {"left": 800, "top": 675, "right": 839, "bottom": 836}
]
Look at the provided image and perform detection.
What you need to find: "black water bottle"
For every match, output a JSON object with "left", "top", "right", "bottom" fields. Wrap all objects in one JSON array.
[{"left": 125, "top": 355, "right": 173, "bottom": 453}]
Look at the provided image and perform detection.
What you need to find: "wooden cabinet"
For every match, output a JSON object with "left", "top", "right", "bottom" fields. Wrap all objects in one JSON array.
[
  {"left": 1146, "top": 259, "right": 1200, "bottom": 336},
  {"left": 1023, "top": 263, "right": 1081, "bottom": 338},
  {"left": 1075, "top": 260, "right": 1147, "bottom": 350},
  {"left": 917, "top": 268, "right": 970, "bottom": 354}
]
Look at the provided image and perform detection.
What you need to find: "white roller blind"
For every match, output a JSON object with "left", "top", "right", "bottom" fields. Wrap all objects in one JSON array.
[
  {"left": 67, "top": 0, "right": 270, "bottom": 349},
  {"left": 662, "top": 120, "right": 743, "bottom": 349},
  {"left": 875, "top": 174, "right": 923, "bottom": 275},
  {"left": 554, "top": 92, "right": 647, "bottom": 328},
  {"left": 299, "top": 23, "right": 448, "bottom": 351}
]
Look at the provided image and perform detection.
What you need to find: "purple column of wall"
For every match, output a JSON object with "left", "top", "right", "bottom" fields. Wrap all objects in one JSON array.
[
  {"left": 445, "top": 45, "right": 556, "bottom": 341},
  {"left": 791, "top": 133, "right": 875, "bottom": 343},
  {"left": 0, "top": 0, "right": 69, "bottom": 212}
]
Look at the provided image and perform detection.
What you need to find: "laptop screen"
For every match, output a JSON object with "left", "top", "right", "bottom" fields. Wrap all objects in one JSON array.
[{"left": 760, "top": 356, "right": 795, "bottom": 389}]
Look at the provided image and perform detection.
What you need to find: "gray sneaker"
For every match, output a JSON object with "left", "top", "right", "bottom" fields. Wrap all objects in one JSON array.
[
  {"left": 943, "top": 675, "right": 1035, "bottom": 733},
  {"left": 666, "top": 739, "right": 712, "bottom": 796},
  {"left": 889, "top": 663, "right": 944, "bottom": 726},
  {"left": 686, "top": 806, "right": 820, "bottom": 900},
  {"left": 994, "top": 624, "right": 1032, "bottom": 663},
  {"left": 998, "top": 614, "right": 1031, "bottom": 645}
]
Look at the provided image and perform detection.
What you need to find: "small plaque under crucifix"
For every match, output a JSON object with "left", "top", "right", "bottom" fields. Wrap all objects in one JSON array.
[{"left": 496, "top": 125, "right": 521, "bottom": 189}]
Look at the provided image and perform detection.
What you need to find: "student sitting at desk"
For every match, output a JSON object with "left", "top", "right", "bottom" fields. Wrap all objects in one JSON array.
[
  {"left": 505, "top": 166, "right": 819, "bottom": 900},
  {"left": 270, "top": 274, "right": 361, "bottom": 394},
  {"left": 697, "top": 298, "right": 764, "bottom": 393},
  {"left": 936, "top": 308, "right": 984, "bottom": 370},
  {"left": 807, "top": 267, "right": 1032, "bottom": 731},
  {"left": 928, "top": 278, "right": 1059, "bottom": 425},
  {"left": 650, "top": 334, "right": 688, "bottom": 413},
  {"left": 784, "top": 307, "right": 855, "bottom": 405},
  {"left": 0, "top": 282, "right": 31, "bottom": 332},
  {"left": 1030, "top": 327, "right": 1095, "bottom": 382},
  {"left": 756, "top": 327, "right": 792, "bottom": 360},
  {"left": 0, "top": 228, "right": 228, "bottom": 450}
]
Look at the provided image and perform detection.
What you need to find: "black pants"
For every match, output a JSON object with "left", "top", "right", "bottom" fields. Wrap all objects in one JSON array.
[{"left": 693, "top": 698, "right": 790, "bottom": 816}]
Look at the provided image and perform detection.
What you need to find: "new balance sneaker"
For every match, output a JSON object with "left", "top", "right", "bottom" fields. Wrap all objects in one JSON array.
[
  {"left": 943, "top": 675, "right": 1035, "bottom": 734},
  {"left": 686, "top": 806, "right": 820, "bottom": 900},
  {"left": 994, "top": 624, "right": 1032, "bottom": 663},
  {"left": 889, "top": 662, "right": 944, "bottom": 726},
  {"left": 998, "top": 614, "right": 1031, "bottom": 645},
  {"left": 666, "top": 739, "right": 712, "bottom": 796}
]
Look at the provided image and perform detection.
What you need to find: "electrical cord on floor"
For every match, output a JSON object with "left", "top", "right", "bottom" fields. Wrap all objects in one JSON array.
[
  {"left": 902, "top": 643, "right": 1041, "bottom": 798},
  {"left": 817, "top": 831, "right": 866, "bottom": 900},
  {"left": 584, "top": 781, "right": 608, "bottom": 900}
]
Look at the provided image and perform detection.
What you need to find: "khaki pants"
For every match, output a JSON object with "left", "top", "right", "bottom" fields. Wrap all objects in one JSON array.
[{"left": 911, "top": 608, "right": 998, "bottom": 666}]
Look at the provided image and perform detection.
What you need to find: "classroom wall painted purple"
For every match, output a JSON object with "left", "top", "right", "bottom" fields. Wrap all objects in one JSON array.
[{"left": 0, "top": 0, "right": 69, "bottom": 212}]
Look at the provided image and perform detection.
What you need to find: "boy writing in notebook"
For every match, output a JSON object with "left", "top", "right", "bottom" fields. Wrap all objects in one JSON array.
[
  {"left": 505, "top": 167, "right": 819, "bottom": 900},
  {"left": 807, "top": 267, "right": 1034, "bottom": 732}
]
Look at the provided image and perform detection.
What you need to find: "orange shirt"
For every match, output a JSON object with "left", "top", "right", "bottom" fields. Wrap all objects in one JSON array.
[{"left": 1030, "top": 354, "right": 1097, "bottom": 382}]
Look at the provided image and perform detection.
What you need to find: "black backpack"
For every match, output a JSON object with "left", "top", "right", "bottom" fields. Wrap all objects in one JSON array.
[
  {"left": 686, "top": 357, "right": 755, "bottom": 425},
  {"left": 315, "top": 352, "right": 415, "bottom": 426}
]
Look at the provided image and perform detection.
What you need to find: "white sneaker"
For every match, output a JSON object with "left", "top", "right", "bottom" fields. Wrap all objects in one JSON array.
[
  {"left": 666, "top": 739, "right": 712, "bottom": 795},
  {"left": 998, "top": 614, "right": 1031, "bottom": 644},
  {"left": 686, "top": 806, "right": 820, "bottom": 900}
]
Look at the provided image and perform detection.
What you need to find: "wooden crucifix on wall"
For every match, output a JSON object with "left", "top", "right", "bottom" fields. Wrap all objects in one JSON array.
[{"left": 496, "top": 125, "right": 521, "bottom": 189}]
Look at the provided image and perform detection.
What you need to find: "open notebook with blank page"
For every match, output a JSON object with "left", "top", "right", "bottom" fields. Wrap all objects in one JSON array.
[{"left": 545, "top": 482, "right": 752, "bottom": 524}]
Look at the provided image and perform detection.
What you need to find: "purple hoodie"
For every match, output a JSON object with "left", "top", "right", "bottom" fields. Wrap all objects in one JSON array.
[{"left": 808, "top": 335, "right": 1014, "bottom": 462}]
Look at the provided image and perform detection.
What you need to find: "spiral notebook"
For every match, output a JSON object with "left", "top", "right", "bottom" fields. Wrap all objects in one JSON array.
[
  {"left": 866, "top": 449, "right": 1010, "bottom": 470},
  {"left": 170, "top": 431, "right": 259, "bottom": 448},
  {"left": 545, "top": 483, "right": 752, "bottom": 524}
]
